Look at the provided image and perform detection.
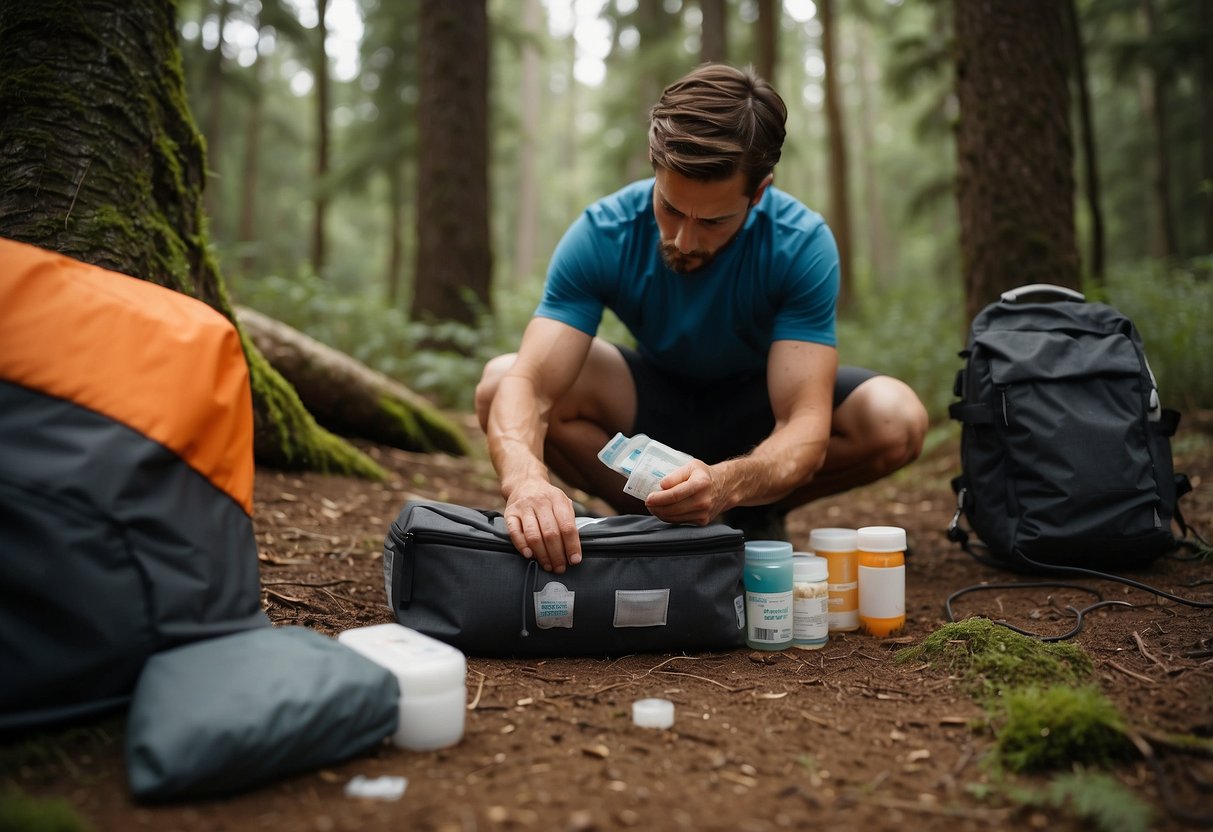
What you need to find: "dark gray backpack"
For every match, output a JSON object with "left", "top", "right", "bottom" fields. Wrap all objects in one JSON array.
[{"left": 946, "top": 284, "right": 1191, "bottom": 571}]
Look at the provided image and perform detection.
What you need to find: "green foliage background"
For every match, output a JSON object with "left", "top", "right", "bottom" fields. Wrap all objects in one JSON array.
[{"left": 184, "top": 0, "right": 1213, "bottom": 418}]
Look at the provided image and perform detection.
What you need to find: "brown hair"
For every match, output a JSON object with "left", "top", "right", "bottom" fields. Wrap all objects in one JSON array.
[{"left": 648, "top": 63, "right": 788, "bottom": 196}]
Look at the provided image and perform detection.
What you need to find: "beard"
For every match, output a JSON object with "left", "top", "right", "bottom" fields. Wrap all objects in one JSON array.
[
  {"left": 657, "top": 207, "right": 750, "bottom": 274},
  {"left": 659, "top": 242, "right": 716, "bottom": 274}
]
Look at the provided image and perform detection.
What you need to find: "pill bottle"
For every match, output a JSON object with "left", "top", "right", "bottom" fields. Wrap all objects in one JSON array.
[
  {"left": 857, "top": 526, "right": 906, "bottom": 638},
  {"left": 791, "top": 554, "right": 829, "bottom": 649},
  {"left": 743, "top": 540, "right": 793, "bottom": 651},
  {"left": 808, "top": 528, "right": 859, "bottom": 633}
]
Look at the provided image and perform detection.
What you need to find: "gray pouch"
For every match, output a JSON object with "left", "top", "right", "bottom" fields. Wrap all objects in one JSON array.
[
  {"left": 384, "top": 500, "right": 747, "bottom": 656},
  {"left": 125, "top": 626, "right": 399, "bottom": 801}
]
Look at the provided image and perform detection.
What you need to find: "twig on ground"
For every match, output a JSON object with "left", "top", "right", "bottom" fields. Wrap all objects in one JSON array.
[
  {"left": 467, "top": 671, "right": 486, "bottom": 711},
  {"left": 264, "top": 588, "right": 307, "bottom": 606},
  {"left": 1133, "top": 630, "right": 1171, "bottom": 673},
  {"left": 262, "top": 579, "right": 354, "bottom": 589},
  {"left": 656, "top": 670, "right": 754, "bottom": 692},
  {"left": 586, "top": 655, "right": 714, "bottom": 696},
  {"left": 280, "top": 526, "right": 342, "bottom": 543},
  {"left": 1107, "top": 659, "right": 1156, "bottom": 685},
  {"left": 797, "top": 709, "right": 830, "bottom": 727},
  {"left": 856, "top": 795, "right": 1008, "bottom": 820}
]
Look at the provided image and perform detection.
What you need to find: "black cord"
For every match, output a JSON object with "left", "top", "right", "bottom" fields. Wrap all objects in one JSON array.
[
  {"left": 1014, "top": 551, "right": 1213, "bottom": 609},
  {"left": 945, "top": 581, "right": 1135, "bottom": 641}
]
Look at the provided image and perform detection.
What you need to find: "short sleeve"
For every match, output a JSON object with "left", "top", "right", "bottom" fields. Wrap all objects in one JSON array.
[
  {"left": 771, "top": 222, "right": 839, "bottom": 347},
  {"left": 535, "top": 213, "right": 609, "bottom": 337}
]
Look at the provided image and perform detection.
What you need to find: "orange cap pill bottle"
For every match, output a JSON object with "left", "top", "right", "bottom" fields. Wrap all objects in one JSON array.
[
  {"left": 808, "top": 528, "right": 859, "bottom": 633},
  {"left": 857, "top": 526, "right": 906, "bottom": 638}
]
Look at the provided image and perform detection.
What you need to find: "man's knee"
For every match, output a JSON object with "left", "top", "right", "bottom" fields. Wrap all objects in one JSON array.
[
  {"left": 844, "top": 377, "right": 929, "bottom": 473},
  {"left": 474, "top": 353, "right": 516, "bottom": 430},
  {"left": 872, "top": 379, "right": 928, "bottom": 471}
]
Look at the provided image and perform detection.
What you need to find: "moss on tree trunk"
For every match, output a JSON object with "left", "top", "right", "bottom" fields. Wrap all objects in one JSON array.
[{"left": 0, "top": 0, "right": 383, "bottom": 479}]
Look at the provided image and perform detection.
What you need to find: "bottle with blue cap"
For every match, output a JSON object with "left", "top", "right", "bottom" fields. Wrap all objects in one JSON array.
[{"left": 743, "top": 540, "right": 793, "bottom": 651}]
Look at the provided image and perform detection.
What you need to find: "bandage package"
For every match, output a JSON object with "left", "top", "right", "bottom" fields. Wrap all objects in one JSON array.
[{"left": 597, "top": 433, "right": 692, "bottom": 500}]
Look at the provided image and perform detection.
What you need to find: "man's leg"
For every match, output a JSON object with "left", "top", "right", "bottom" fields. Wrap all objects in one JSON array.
[
  {"left": 785, "top": 374, "right": 928, "bottom": 506},
  {"left": 475, "top": 338, "right": 646, "bottom": 515},
  {"left": 721, "top": 373, "right": 926, "bottom": 539}
]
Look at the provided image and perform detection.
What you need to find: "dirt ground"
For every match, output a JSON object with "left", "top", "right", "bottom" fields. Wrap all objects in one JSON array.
[{"left": 5, "top": 417, "right": 1213, "bottom": 832}]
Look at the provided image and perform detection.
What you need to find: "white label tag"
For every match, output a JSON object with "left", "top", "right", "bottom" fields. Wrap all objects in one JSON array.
[
  {"left": 533, "top": 581, "right": 575, "bottom": 629},
  {"left": 613, "top": 589, "right": 670, "bottom": 627},
  {"left": 734, "top": 595, "right": 746, "bottom": 629},
  {"left": 857, "top": 566, "right": 905, "bottom": 619}
]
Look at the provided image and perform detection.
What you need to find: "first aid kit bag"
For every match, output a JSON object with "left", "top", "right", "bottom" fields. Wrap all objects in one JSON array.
[{"left": 383, "top": 500, "right": 746, "bottom": 657}]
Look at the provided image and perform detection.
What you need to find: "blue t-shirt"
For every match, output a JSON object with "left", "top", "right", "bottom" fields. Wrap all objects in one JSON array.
[{"left": 535, "top": 178, "right": 839, "bottom": 381}]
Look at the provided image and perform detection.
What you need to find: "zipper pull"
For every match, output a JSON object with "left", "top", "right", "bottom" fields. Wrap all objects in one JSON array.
[
  {"left": 947, "top": 488, "right": 968, "bottom": 543},
  {"left": 519, "top": 559, "right": 538, "bottom": 637},
  {"left": 389, "top": 531, "right": 413, "bottom": 609}
]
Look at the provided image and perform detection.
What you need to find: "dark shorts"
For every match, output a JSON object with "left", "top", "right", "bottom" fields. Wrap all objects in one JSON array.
[{"left": 618, "top": 345, "right": 880, "bottom": 465}]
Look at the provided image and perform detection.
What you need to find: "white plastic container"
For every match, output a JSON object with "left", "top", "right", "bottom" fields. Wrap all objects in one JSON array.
[
  {"left": 791, "top": 553, "right": 829, "bottom": 649},
  {"left": 632, "top": 698, "right": 675, "bottom": 729},
  {"left": 337, "top": 623, "right": 467, "bottom": 751}
]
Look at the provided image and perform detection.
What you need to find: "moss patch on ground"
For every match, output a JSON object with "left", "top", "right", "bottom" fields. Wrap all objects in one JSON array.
[
  {"left": 994, "top": 686, "right": 1134, "bottom": 772},
  {"left": 895, "top": 617, "right": 1092, "bottom": 697}
]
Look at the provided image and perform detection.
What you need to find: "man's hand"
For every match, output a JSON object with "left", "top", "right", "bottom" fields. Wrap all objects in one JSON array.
[
  {"left": 504, "top": 480, "right": 582, "bottom": 574},
  {"left": 642, "top": 460, "right": 727, "bottom": 526}
]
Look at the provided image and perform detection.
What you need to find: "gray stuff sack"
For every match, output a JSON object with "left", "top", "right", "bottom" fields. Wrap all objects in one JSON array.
[
  {"left": 383, "top": 500, "right": 746, "bottom": 656},
  {"left": 125, "top": 626, "right": 399, "bottom": 801}
]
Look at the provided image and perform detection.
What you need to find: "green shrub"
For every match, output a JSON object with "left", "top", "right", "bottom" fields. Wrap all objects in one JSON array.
[
  {"left": 1010, "top": 770, "right": 1154, "bottom": 832},
  {"left": 836, "top": 276, "right": 965, "bottom": 423},
  {"left": 0, "top": 791, "right": 90, "bottom": 832},
  {"left": 1091, "top": 261, "right": 1213, "bottom": 411}
]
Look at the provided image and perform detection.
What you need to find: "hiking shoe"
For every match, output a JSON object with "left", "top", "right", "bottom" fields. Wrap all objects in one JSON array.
[{"left": 720, "top": 505, "right": 789, "bottom": 541}]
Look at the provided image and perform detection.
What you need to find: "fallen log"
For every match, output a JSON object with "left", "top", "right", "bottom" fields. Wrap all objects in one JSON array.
[{"left": 236, "top": 306, "right": 471, "bottom": 456}]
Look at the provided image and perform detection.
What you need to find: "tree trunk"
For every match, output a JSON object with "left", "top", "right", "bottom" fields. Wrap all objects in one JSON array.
[
  {"left": 203, "top": 0, "right": 229, "bottom": 233},
  {"left": 1064, "top": 0, "right": 1104, "bottom": 286},
  {"left": 311, "top": 0, "right": 331, "bottom": 275},
  {"left": 1203, "top": 0, "right": 1213, "bottom": 252},
  {"left": 855, "top": 21, "right": 893, "bottom": 290},
  {"left": 238, "top": 20, "right": 267, "bottom": 277},
  {"left": 513, "top": 0, "right": 542, "bottom": 286},
  {"left": 755, "top": 0, "right": 778, "bottom": 84},
  {"left": 386, "top": 162, "right": 406, "bottom": 305},
  {"left": 1139, "top": 0, "right": 1177, "bottom": 260},
  {"left": 820, "top": 0, "right": 854, "bottom": 312},
  {"left": 699, "top": 0, "right": 727, "bottom": 65},
  {"left": 954, "top": 0, "right": 1078, "bottom": 324},
  {"left": 626, "top": 2, "right": 680, "bottom": 183},
  {"left": 412, "top": 0, "right": 492, "bottom": 330},
  {"left": 236, "top": 308, "right": 470, "bottom": 456},
  {"left": 0, "top": 0, "right": 382, "bottom": 479}
]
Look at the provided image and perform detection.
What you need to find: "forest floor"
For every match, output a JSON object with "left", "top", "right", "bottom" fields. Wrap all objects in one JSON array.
[{"left": 5, "top": 416, "right": 1213, "bottom": 832}]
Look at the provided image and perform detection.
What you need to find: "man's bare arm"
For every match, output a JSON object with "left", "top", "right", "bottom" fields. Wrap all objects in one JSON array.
[
  {"left": 486, "top": 317, "right": 593, "bottom": 572},
  {"left": 644, "top": 340, "right": 837, "bottom": 524}
]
